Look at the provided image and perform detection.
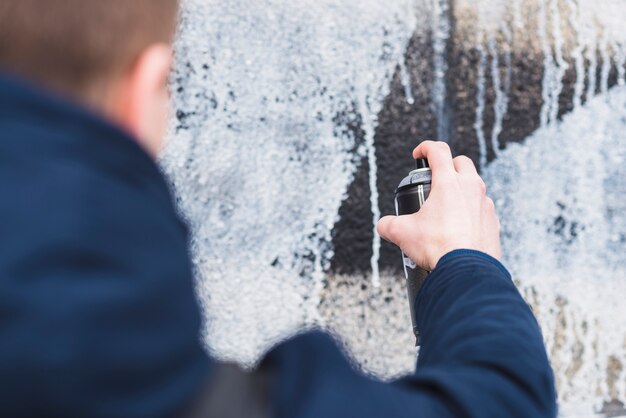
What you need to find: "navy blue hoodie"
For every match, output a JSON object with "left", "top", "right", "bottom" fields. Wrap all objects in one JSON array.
[{"left": 0, "top": 73, "right": 557, "bottom": 417}]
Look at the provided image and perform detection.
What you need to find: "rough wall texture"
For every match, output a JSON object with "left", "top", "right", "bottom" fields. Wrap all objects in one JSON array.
[
  {"left": 331, "top": 0, "right": 624, "bottom": 277},
  {"left": 163, "top": 0, "right": 626, "bottom": 416}
]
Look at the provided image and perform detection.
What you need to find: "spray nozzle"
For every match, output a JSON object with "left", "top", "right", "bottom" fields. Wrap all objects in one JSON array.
[{"left": 415, "top": 158, "right": 430, "bottom": 170}]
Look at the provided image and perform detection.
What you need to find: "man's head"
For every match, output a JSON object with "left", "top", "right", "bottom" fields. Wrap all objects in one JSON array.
[{"left": 0, "top": 0, "right": 180, "bottom": 156}]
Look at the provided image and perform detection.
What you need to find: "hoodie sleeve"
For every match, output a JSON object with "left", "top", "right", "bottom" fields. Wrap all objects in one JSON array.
[{"left": 263, "top": 250, "right": 557, "bottom": 418}]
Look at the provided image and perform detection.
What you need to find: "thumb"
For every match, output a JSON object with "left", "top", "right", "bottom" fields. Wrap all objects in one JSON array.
[
  {"left": 379, "top": 214, "right": 429, "bottom": 270},
  {"left": 377, "top": 215, "right": 405, "bottom": 247}
]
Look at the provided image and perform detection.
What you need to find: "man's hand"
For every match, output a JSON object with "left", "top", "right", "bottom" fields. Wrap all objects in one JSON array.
[{"left": 377, "top": 140, "right": 501, "bottom": 271}]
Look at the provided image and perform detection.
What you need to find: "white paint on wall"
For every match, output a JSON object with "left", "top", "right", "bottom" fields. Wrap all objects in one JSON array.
[
  {"left": 431, "top": 0, "right": 451, "bottom": 141},
  {"left": 474, "top": 33, "right": 488, "bottom": 170},
  {"left": 161, "top": 0, "right": 416, "bottom": 364},
  {"left": 162, "top": 0, "right": 626, "bottom": 415},
  {"left": 484, "top": 86, "right": 626, "bottom": 415}
]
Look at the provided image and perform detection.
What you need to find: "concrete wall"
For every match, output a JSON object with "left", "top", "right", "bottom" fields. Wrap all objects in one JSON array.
[{"left": 162, "top": 0, "right": 626, "bottom": 416}]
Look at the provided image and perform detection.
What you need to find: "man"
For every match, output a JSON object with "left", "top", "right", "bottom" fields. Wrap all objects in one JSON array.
[{"left": 0, "top": 1, "right": 556, "bottom": 417}]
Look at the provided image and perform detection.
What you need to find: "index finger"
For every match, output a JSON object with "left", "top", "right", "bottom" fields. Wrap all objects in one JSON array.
[{"left": 412, "top": 140, "right": 456, "bottom": 181}]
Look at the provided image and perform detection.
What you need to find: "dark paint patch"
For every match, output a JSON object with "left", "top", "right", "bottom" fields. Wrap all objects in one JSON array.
[{"left": 328, "top": 17, "right": 625, "bottom": 277}]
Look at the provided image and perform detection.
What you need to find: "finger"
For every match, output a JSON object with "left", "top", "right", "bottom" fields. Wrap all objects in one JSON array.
[
  {"left": 453, "top": 155, "right": 478, "bottom": 175},
  {"left": 377, "top": 215, "right": 400, "bottom": 245},
  {"left": 476, "top": 176, "right": 487, "bottom": 195},
  {"left": 482, "top": 201, "right": 502, "bottom": 260},
  {"left": 379, "top": 214, "right": 430, "bottom": 269},
  {"left": 412, "top": 141, "right": 456, "bottom": 182},
  {"left": 377, "top": 214, "right": 417, "bottom": 250},
  {"left": 484, "top": 196, "right": 495, "bottom": 212},
  {"left": 482, "top": 196, "right": 501, "bottom": 251},
  {"left": 484, "top": 198, "right": 500, "bottom": 232}
]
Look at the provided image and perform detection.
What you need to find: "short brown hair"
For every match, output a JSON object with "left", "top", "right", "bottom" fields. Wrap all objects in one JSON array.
[{"left": 0, "top": 0, "right": 179, "bottom": 102}]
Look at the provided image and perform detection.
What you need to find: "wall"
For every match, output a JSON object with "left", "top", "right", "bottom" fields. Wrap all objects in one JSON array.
[{"left": 161, "top": 0, "right": 626, "bottom": 416}]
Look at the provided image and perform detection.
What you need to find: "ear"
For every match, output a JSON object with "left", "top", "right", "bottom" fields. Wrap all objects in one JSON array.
[{"left": 113, "top": 44, "right": 173, "bottom": 158}]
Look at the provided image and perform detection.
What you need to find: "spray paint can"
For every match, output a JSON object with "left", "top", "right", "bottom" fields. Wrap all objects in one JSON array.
[{"left": 394, "top": 158, "right": 432, "bottom": 345}]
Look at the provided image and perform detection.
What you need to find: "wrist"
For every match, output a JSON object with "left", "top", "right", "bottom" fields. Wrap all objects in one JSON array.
[
  {"left": 430, "top": 245, "right": 501, "bottom": 271},
  {"left": 433, "top": 248, "right": 509, "bottom": 277}
]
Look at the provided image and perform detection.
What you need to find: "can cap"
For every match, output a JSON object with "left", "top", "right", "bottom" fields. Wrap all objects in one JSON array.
[{"left": 415, "top": 158, "right": 430, "bottom": 170}]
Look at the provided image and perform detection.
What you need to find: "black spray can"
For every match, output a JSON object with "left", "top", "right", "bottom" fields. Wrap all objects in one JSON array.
[{"left": 394, "top": 158, "right": 432, "bottom": 345}]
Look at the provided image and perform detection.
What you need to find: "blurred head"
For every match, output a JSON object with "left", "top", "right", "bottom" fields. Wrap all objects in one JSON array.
[{"left": 0, "top": 0, "right": 180, "bottom": 157}]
